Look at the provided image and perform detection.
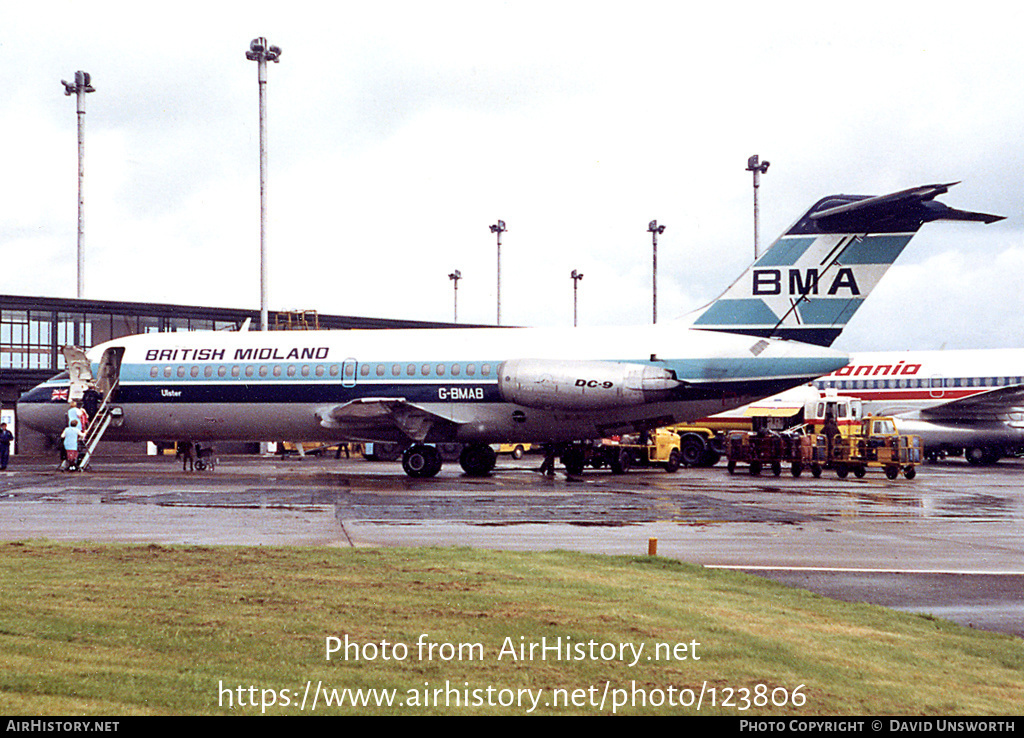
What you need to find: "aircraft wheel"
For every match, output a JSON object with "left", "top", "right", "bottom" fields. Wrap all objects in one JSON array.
[
  {"left": 402, "top": 444, "right": 442, "bottom": 478},
  {"left": 965, "top": 447, "right": 984, "bottom": 465},
  {"left": 459, "top": 443, "right": 496, "bottom": 476},
  {"left": 982, "top": 448, "right": 1001, "bottom": 464}
]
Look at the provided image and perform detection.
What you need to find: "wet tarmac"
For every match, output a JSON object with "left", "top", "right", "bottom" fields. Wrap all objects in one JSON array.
[{"left": 1, "top": 452, "right": 1021, "bottom": 638}]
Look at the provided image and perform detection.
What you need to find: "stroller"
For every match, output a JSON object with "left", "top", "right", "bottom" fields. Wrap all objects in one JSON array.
[{"left": 194, "top": 444, "right": 217, "bottom": 471}]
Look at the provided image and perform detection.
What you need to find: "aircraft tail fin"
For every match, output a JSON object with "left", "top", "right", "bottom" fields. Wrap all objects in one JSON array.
[{"left": 688, "top": 182, "right": 1003, "bottom": 346}]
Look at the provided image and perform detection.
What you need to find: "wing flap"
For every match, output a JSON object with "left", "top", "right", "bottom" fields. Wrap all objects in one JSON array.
[
  {"left": 317, "top": 398, "right": 450, "bottom": 442},
  {"left": 921, "top": 384, "right": 1024, "bottom": 420}
]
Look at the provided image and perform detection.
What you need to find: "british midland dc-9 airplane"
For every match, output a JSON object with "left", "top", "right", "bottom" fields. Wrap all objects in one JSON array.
[{"left": 18, "top": 183, "right": 1002, "bottom": 477}]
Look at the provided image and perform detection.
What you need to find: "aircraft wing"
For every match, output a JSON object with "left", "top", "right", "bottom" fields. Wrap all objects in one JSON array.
[
  {"left": 920, "top": 384, "right": 1024, "bottom": 421},
  {"left": 316, "top": 398, "right": 456, "bottom": 442}
]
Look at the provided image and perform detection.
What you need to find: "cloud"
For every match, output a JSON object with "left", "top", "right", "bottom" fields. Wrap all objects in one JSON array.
[{"left": 1, "top": 2, "right": 1021, "bottom": 351}]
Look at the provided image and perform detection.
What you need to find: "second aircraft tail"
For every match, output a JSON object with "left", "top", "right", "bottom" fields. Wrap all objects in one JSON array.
[{"left": 687, "top": 182, "right": 1003, "bottom": 346}]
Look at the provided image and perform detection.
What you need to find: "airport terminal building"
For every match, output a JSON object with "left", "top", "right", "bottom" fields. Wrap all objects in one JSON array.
[{"left": 0, "top": 294, "right": 460, "bottom": 453}]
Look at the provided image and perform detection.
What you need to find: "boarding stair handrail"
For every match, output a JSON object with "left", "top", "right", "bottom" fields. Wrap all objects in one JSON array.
[{"left": 77, "top": 380, "right": 120, "bottom": 470}]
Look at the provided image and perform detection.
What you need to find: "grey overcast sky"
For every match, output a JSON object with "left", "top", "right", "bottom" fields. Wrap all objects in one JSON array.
[{"left": 2, "top": 1, "right": 1021, "bottom": 352}]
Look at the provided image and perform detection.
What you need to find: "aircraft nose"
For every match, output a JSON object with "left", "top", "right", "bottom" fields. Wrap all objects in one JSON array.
[{"left": 17, "top": 383, "right": 67, "bottom": 435}]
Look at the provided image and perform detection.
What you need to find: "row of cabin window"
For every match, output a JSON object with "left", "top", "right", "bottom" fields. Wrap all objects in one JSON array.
[
  {"left": 152, "top": 364, "right": 334, "bottom": 379},
  {"left": 150, "top": 362, "right": 495, "bottom": 380},
  {"left": 359, "top": 363, "right": 494, "bottom": 378},
  {"left": 816, "top": 376, "right": 1024, "bottom": 390}
]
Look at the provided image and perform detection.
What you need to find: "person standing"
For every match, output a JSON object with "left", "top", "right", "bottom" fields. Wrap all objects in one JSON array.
[
  {"left": 66, "top": 401, "right": 87, "bottom": 432},
  {"left": 61, "top": 420, "right": 81, "bottom": 471},
  {"left": 0, "top": 423, "right": 13, "bottom": 470}
]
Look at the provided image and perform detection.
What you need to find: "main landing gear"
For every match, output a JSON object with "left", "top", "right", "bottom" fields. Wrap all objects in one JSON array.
[
  {"left": 401, "top": 444, "right": 442, "bottom": 478},
  {"left": 399, "top": 442, "right": 497, "bottom": 478},
  {"left": 459, "top": 443, "right": 497, "bottom": 476}
]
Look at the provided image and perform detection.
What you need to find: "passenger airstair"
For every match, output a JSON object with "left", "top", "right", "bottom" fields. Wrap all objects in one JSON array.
[
  {"left": 61, "top": 345, "right": 124, "bottom": 471},
  {"left": 77, "top": 381, "right": 121, "bottom": 470}
]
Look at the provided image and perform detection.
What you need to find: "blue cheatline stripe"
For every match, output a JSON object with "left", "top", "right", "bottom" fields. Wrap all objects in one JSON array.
[
  {"left": 117, "top": 382, "right": 503, "bottom": 405},
  {"left": 754, "top": 237, "right": 816, "bottom": 267},
  {"left": 661, "top": 356, "right": 846, "bottom": 382}
]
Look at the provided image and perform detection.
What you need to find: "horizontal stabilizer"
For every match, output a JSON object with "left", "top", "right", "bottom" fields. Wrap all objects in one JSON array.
[{"left": 802, "top": 182, "right": 1005, "bottom": 234}]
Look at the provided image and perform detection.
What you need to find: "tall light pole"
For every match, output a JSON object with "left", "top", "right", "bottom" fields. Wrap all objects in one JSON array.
[
  {"left": 746, "top": 154, "right": 770, "bottom": 259},
  {"left": 570, "top": 269, "right": 583, "bottom": 327},
  {"left": 61, "top": 71, "right": 95, "bottom": 299},
  {"left": 489, "top": 220, "right": 506, "bottom": 325},
  {"left": 246, "top": 37, "right": 282, "bottom": 331},
  {"left": 647, "top": 220, "right": 665, "bottom": 324},
  {"left": 448, "top": 269, "right": 461, "bottom": 323}
]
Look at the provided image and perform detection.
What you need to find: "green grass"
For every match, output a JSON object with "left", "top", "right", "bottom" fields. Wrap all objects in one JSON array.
[{"left": 0, "top": 541, "right": 1020, "bottom": 715}]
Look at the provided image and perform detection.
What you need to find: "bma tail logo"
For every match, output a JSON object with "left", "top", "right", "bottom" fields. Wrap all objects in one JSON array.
[{"left": 753, "top": 268, "right": 860, "bottom": 296}]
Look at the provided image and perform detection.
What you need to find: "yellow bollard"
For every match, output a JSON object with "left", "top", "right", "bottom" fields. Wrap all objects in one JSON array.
[{"left": 648, "top": 537, "right": 658, "bottom": 556}]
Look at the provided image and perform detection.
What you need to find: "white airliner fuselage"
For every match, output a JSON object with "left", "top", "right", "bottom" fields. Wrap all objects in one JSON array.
[
  {"left": 17, "top": 182, "right": 1002, "bottom": 476},
  {"left": 709, "top": 349, "right": 1024, "bottom": 464},
  {"left": 18, "top": 322, "right": 846, "bottom": 445},
  {"left": 816, "top": 349, "right": 1024, "bottom": 463}
]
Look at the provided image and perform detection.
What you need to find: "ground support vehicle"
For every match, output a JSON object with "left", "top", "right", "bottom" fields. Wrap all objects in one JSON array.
[
  {"left": 788, "top": 433, "right": 829, "bottom": 477},
  {"left": 725, "top": 430, "right": 818, "bottom": 476},
  {"left": 560, "top": 429, "right": 683, "bottom": 475},
  {"left": 830, "top": 417, "right": 923, "bottom": 480},
  {"left": 667, "top": 424, "right": 725, "bottom": 467},
  {"left": 726, "top": 417, "right": 921, "bottom": 480},
  {"left": 495, "top": 442, "right": 535, "bottom": 459}
]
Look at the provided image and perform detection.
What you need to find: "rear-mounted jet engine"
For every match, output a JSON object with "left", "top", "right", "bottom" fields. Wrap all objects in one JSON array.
[{"left": 497, "top": 359, "right": 682, "bottom": 411}]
